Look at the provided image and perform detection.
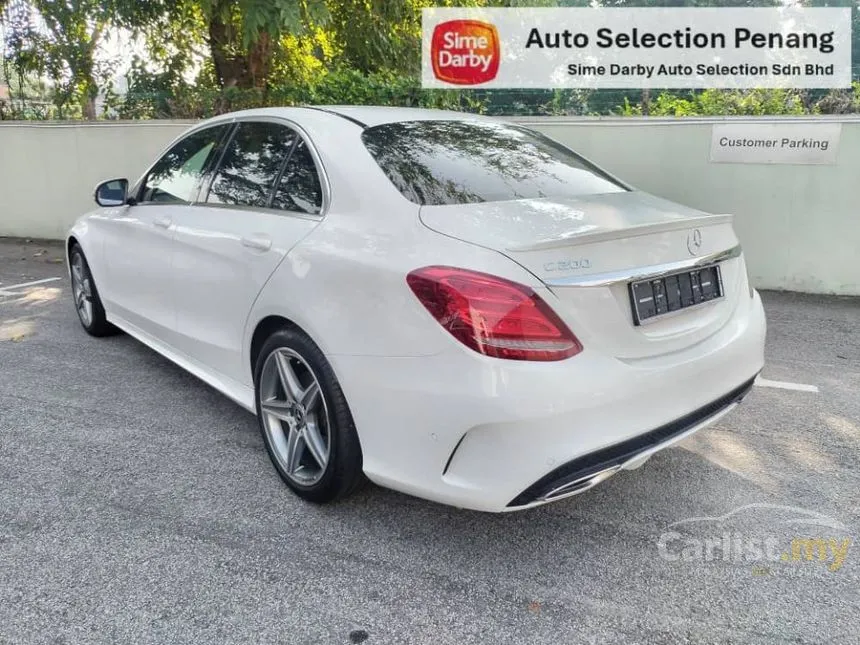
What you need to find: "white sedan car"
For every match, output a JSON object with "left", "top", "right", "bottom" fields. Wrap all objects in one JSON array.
[{"left": 67, "top": 106, "right": 766, "bottom": 512}]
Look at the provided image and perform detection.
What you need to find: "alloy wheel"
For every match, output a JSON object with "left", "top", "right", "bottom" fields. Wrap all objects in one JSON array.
[
  {"left": 259, "top": 347, "right": 331, "bottom": 485},
  {"left": 71, "top": 253, "right": 93, "bottom": 327}
]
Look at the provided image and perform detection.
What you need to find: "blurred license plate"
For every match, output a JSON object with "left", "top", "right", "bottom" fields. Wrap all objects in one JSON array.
[{"left": 629, "top": 264, "right": 723, "bottom": 325}]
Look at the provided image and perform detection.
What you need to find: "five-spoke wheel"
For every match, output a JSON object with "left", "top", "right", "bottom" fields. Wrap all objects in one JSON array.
[
  {"left": 254, "top": 328, "right": 364, "bottom": 502},
  {"left": 259, "top": 347, "right": 330, "bottom": 486}
]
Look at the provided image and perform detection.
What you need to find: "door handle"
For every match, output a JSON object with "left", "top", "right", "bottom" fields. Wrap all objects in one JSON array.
[
  {"left": 241, "top": 235, "right": 272, "bottom": 252},
  {"left": 154, "top": 215, "right": 172, "bottom": 229}
]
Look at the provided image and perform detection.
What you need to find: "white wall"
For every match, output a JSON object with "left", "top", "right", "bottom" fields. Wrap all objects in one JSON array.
[
  {"left": 0, "top": 121, "right": 193, "bottom": 240},
  {"left": 0, "top": 116, "right": 857, "bottom": 295}
]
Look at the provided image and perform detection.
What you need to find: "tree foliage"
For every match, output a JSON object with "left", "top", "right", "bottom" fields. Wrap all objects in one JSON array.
[
  {"left": 2, "top": 0, "right": 860, "bottom": 119},
  {"left": 198, "top": 0, "right": 329, "bottom": 89},
  {"left": 617, "top": 88, "right": 809, "bottom": 116},
  {"left": 1, "top": 0, "right": 163, "bottom": 117}
]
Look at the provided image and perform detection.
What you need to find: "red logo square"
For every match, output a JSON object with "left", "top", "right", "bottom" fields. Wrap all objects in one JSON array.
[{"left": 431, "top": 20, "right": 500, "bottom": 86}]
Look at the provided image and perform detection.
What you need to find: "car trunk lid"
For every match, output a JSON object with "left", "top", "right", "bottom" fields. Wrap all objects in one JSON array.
[{"left": 420, "top": 192, "right": 745, "bottom": 360}]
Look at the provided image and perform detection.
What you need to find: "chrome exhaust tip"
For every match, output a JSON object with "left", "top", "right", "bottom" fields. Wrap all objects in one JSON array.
[{"left": 538, "top": 464, "right": 622, "bottom": 503}]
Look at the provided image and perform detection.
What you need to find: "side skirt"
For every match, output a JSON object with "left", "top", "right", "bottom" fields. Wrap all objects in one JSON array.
[{"left": 107, "top": 313, "right": 257, "bottom": 413}]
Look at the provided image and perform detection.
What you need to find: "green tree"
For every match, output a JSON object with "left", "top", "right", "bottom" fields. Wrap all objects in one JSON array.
[
  {"left": 2, "top": 0, "right": 43, "bottom": 106},
  {"left": 617, "top": 88, "right": 808, "bottom": 115},
  {"left": 326, "top": 0, "right": 425, "bottom": 75},
  {"left": 325, "top": 0, "right": 552, "bottom": 77},
  {"left": 35, "top": 0, "right": 113, "bottom": 118},
  {"left": 197, "top": 0, "right": 329, "bottom": 89},
  {"left": 2, "top": 0, "right": 162, "bottom": 118}
]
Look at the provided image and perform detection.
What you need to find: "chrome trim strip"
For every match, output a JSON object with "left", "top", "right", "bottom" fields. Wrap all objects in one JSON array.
[
  {"left": 544, "top": 244, "right": 742, "bottom": 288},
  {"left": 187, "top": 201, "right": 323, "bottom": 222}
]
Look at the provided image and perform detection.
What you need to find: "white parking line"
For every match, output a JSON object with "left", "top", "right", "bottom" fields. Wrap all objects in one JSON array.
[
  {"left": 754, "top": 376, "right": 819, "bottom": 393},
  {"left": 0, "top": 277, "right": 62, "bottom": 296}
]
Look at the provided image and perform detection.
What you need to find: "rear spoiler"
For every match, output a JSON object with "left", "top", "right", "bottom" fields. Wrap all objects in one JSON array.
[{"left": 506, "top": 213, "right": 734, "bottom": 252}]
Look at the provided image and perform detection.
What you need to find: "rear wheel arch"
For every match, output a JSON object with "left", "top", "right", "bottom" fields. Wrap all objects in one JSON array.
[
  {"left": 248, "top": 315, "right": 362, "bottom": 443},
  {"left": 249, "top": 315, "right": 302, "bottom": 383}
]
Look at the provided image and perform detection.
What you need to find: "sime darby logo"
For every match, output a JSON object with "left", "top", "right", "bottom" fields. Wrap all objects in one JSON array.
[{"left": 431, "top": 20, "right": 500, "bottom": 85}]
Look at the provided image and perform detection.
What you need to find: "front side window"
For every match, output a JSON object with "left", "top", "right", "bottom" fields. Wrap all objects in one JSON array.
[
  {"left": 271, "top": 140, "right": 323, "bottom": 215},
  {"left": 207, "top": 122, "right": 297, "bottom": 208},
  {"left": 140, "top": 125, "right": 230, "bottom": 204},
  {"left": 361, "top": 120, "right": 627, "bottom": 206}
]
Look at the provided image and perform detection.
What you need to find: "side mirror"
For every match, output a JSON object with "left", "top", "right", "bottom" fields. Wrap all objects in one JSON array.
[{"left": 94, "top": 178, "right": 130, "bottom": 207}]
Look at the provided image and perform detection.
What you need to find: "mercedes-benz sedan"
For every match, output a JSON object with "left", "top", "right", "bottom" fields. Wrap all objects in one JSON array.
[{"left": 67, "top": 106, "right": 766, "bottom": 511}]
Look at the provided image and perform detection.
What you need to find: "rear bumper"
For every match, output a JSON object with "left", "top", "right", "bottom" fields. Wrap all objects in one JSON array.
[
  {"left": 506, "top": 374, "right": 756, "bottom": 509},
  {"left": 330, "top": 289, "right": 766, "bottom": 512}
]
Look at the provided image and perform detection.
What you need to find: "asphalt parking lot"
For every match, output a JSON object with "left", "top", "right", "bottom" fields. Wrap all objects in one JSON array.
[{"left": 1, "top": 237, "right": 858, "bottom": 645}]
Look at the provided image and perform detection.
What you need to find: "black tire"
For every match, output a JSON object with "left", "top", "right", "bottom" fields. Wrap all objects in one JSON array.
[
  {"left": 69, "top": 244, "right": 117, "bottom": 337},
  {"left": 254, "top": 327, "right": 365, "bottom": 503}
]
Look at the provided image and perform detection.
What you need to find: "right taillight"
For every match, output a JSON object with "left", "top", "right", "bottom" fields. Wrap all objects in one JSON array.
[{"left": 406, "top": 266, "right": 582, "bottom": 362}]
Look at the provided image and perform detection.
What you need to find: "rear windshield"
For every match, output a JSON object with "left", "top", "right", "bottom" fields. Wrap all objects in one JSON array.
[{"left": 361, "top": 120, "right": 627, "bottom": 206}]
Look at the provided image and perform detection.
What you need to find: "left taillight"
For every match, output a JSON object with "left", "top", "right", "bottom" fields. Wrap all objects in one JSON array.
[{"left": 406, "top": 266, "right": 583, "bottom": 362}]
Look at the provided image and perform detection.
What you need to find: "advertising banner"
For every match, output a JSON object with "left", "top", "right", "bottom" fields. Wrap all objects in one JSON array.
[{"left": 421, "top": 7, "right": 852, "bottom": 89}]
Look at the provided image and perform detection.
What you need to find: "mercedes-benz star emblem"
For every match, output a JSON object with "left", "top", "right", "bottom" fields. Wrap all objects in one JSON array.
[{"left": 687, "top": 229, "right": 703, "bottom": 256}]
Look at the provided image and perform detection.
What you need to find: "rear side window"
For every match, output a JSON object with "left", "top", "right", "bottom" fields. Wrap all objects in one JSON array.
[
  {"left": 361, "top": 121, "right": 627, "bottom": 206},
  {"left": 271, "top": 140, "right": 323, "bottom": 215},
  {"left": 141, "top": 125, "right": 230, "bottom": 204},
  {"left": 207, "top": 122, "right": 297, "bottom": 208}
]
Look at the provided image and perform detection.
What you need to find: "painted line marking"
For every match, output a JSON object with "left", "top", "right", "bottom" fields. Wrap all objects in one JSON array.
[
  {"left": 754, "top": 376, "right": 819, "bottom": 393},
  {"left": 0, "top": 277, "right": 62, "bottom": 296}
]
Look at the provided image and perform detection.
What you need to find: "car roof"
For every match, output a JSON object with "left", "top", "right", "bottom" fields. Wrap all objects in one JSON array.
[
  {"left": 201, "top": 105, "right": 495, "bottom": 130},
  {"left": 310, "top": 105, "right": 493, "bottom": 127}
]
